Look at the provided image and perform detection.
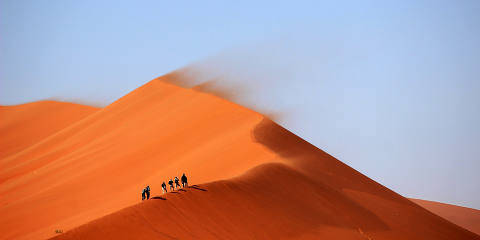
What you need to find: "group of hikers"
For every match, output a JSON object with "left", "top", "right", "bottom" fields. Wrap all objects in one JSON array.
[
  {"left": 141, "top": 185, "right": 151, "bottom": 200},
  {"left": 142, "top": 173, "right": 188, "bottom": 201}
]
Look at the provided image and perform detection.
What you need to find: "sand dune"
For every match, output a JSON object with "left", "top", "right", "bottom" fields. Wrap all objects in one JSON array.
[
  {"left": 1, "top": 73, "right": 479, "bottom": 240},
  {"left": 411, "top": 198, "right": 480, "bottom": 235},
  {"left": 0, "top": 75, "right": 276, "bottom": 240},
  {"left": 51, "top": 163, "right": 479, "bottom": 240},
  {"left": 0, "top": 101, "right": 98, "bottom": 160}
]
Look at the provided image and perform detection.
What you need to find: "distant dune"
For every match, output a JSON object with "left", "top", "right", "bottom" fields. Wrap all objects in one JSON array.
[
  {"left": 0, "top": 73, "right": 478, "bottom": 240},
  {"left": 411, "top": 198, "right": 480, "bottom": 235},
  {"left": 0, "top": 101, "right": 98, "bottom": 159}
]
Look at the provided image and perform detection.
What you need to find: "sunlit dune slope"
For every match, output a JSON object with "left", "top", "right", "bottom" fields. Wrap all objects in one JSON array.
[
  {"left": 0, "top": 101, "right": 99, "bottom": 159},
  {"left": 411, "top": 198, "right": 480, "bottom": 235},
  {"left": 1, "top": 73, "right": 479, "bottom": 240},
  {"left": 52, "top": 163, "right": 479, "bottom": 240},
  {"left": 0, "top": 74, "right": 276, "bottom": 240}
]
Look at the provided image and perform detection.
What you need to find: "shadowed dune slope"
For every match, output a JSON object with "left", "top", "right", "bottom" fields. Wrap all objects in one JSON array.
[
  {"left": 1, "top": 73, "right": 479, "bottom": 240},
  {"left": 52, "top": 163, "right": 479, "bottom": 240},
  {"left": 0, "top": 101, "right": 99, "bottom": 159},
  {"left": 411, "top": 198, "right": 480, "bottom": 235}
]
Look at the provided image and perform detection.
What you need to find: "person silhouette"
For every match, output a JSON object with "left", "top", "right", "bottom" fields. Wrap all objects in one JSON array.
[
  {"left": 174, "top": 177, "right": 181, "bottom": 189},
  {"left": 181, "top": 173, "right": 188, "bottom": 188},
  {"left": 161, "top": 182, "right": 167, "bottom": 194},
  {"left": 146, "top": 185, "right": 151, "bottom": 200},
  {"left": 168, "top": 179, "right": 174, "bottom": 191},
  {"left": 142, "top": 188, "right": 146, "bottom": 201}
]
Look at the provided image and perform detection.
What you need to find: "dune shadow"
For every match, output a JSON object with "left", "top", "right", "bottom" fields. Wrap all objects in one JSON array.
[
  {"left": 190, "top": 185, "right": 207, "bottom": 191},
  {"left": 151, "top": 196, "right": 166, "bottom": 200}
]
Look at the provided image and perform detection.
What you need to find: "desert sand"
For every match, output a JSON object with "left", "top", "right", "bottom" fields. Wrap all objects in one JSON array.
[
  {"left": 411, "top": 198, "right": 480, "bottom": 236},
  {"left": 0, "top": 101, "right": 98, "bottom": 160},
  {"left": 1, "top": 72, "right": 478, "bottom": 240}
]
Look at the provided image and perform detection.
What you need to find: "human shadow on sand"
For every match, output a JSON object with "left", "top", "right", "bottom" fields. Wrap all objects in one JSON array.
[
  {"left": 190, "top": 185, "right": 207, "bottom": 191},
  {"left": 151, "top": 196, "right": 166, "bottom": 200}
]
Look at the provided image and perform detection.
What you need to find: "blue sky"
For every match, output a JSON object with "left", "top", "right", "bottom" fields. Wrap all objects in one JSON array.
[{"left": 1, "top": 0, "right": 479, "bottom": 208}]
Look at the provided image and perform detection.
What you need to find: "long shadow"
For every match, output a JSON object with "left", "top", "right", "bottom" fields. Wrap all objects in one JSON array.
[
  {"left": 169, "top": 191, "right": 180, "bottom": 194},
  {"left": 189, "top": 185, "right": 207, "bottom": 191},
  {"left": 151, "top": 196, "right": 166, "bottom": 200},
  {"left": 178, "top": 189, "right": 187, "bottom": 192}
]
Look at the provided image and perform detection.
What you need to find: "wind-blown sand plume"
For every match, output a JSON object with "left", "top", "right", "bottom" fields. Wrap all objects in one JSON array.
[
  {"left": 411, "top": 198, "right": 480, "bottom": 235},
  {"left": 0, "top": 72, "right": 479, "bottom": 240},
  {"left": 0, "top": 101, "right": 98, "bottom": 160}
]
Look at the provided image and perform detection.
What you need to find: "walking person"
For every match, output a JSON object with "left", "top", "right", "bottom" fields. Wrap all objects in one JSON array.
[
  {"left": 146, "top": 185, "right": 151, "bottom": 200},
  {"left": 142, "top": 188, "right": 146, "bottom": 201},
  {"left": 174, "top": 176, "right": 181, "bottom": 189},
  {"left": 168, "top": 179, "right": 174, "bottom": 191},
  {"left": 161, "top": 181, "right": 167, "bottom": 194},
  {"left": 181, "top": 173, "right": 188, "bottom": 188}
]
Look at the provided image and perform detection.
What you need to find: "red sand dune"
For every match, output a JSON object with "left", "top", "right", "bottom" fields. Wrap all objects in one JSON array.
[
  {"left": 0, "top": 101, "right": 98, "bottom": 159},
  {"left": 1, "top": 73, "right": 479, "bottom": 240},
  {"left": 411, "top": 198, "right": 480, "bottom": 236},
  {"left": 51, "top": 163, "right": 479, "bottom": 240}
]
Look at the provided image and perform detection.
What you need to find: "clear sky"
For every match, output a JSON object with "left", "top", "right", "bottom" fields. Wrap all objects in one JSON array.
[{"left": 1, "top": 0, "right": 479, "bottom": 208}]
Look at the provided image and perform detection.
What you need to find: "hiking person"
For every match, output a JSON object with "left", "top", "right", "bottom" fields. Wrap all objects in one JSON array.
[
  {"left": 174, "top": 177, "right": 181, "bottom": 189},
  {"left": 168, "top": 179, "right": 174, "bottom": 191},
  {"left": 181, "top": 173, "right": 188, "bottom": 188},
  {"left": 142, "top": 188, "right": 146, "bottom": 201},
  {"left": 146, "top": 185, "right": 151, "bottom": 200},
  {"left": 161, "top": 181, "right": 167, "bottom": 194}
]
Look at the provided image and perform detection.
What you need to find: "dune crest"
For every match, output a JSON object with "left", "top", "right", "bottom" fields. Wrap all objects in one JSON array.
[
  {"left": 1, "top": 73, "right": 479, "bottom": 240},
  {"left": 50, "top": 120, "right": 480, "bottom": 240}
]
